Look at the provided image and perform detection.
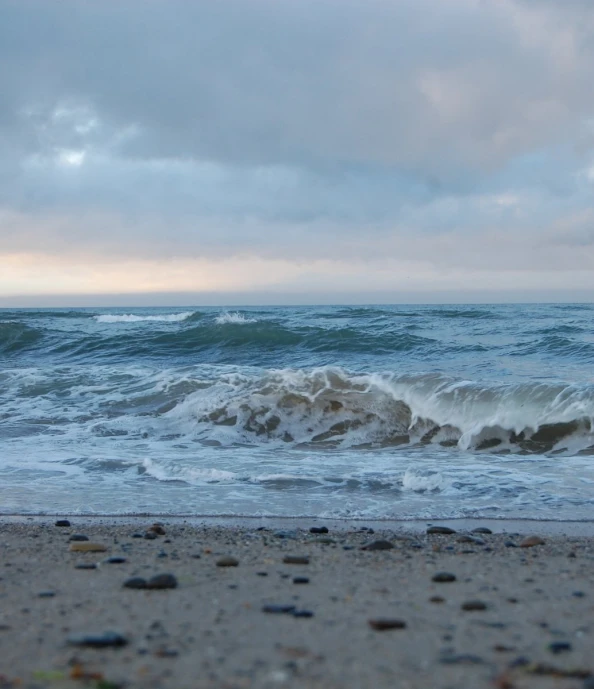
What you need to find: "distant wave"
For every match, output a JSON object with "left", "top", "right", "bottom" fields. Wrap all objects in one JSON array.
[
  {"left": 94, "top": 312, "right": 195, "bottom": 323},
  {"left": 215, "top": 312, "right": 257, "bottom": 324}
]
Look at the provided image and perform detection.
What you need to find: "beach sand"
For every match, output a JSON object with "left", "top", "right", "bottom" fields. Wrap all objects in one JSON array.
[{"left": 0, "top": 519, "right": 593, "bottom": 689}]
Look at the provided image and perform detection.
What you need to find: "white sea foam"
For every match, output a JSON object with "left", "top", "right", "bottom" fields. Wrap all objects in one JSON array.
[
  {"left": 94, "top": 312, "right": 194, "bottom": 323},
  {"left": 214, "top": 312, "right": 257, "bottom": 324}
]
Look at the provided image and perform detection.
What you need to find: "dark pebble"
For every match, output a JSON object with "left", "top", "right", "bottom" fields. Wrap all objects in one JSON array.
[
  {"left": 68, "top": 534, "right": 89, "bottom": 542},
  {"left": 471, "top": 527, "right": 493, "bottom": 535},
  {"left": 432, "top": 572, "right": 456, "bottom": 583},
  {"left": 572, "top": 591, "right": 585, "bottom": 598},
  {"left": 509, "top": 656, "right": 531, "bottom": 668},
  {"left": 146, "top": 574, "right": 178, "bottom": 589},
  {"left": 440, "top": 654, "right": 485, "bottom": 665},
  {"left": 312, "top": 537, "right": 336, "bottom": 545},
  {"left": 283, "top": 556, "right": 310, "bottom": 565},
  {"left": 309, "top": 526, "right": 329, "bottom": 534},
  {"left": 157, "top": 551, "right": 168, "bottom": 558},
  {"left": 132, "top": 533, "right": 143, "bottom": 538},
  {"left": 38, "top": 591, "right": 55, "bottom": 598},
  {"left": 293, "top": 610, "right": 314, "bottom": 618},
  {"left": 144, "top": 532, "right": 158, "bottom": 540},
  {"left": 216, "top": 556, "right": 239, "bottom": 567},
  {"left": 123, "top": 577, "right": 147, "bottom": 589},
  {"left": 68, "top": 631, "right": 128, "bottom": 648},
  {"left": 427, "top": 526, "right": 457, "bottom": 535},
  {"left": 342, "top": 545, "right": 355, "bottom": 551},
  {"left": 273, "top": 531, "right": 297, "bottom": 540},
  {"left": 75, "top": 563, "right": 97, "bottom": 570},
  {"left": 150, "top": 524, "right": 166, "bottom": 535},
  {"left": 360, "top": 539, "right": 394, "bottom": 551},
  {"left": 504, "top": 541, "right": 517, "bottom": 548},
  {"left": 549, "top": 641, "right": 572, "bottom": 654},
  {"left": 430, "top": 596, "right": 445, "bottom": 603},
  {"left": 368, "top": 618, "right": 406, "bottom": 631},
  {"left": 256, "top": 572, "right": 268, "bottom": 577},
  {"left": 155, "top": 647, "right": 178, "bottom": 658},
  {"left": 461, "top": 600, "right": 487, "bottom": 611},
  {"left": 104, "top": 557, "right": 127, "bottom": 564},
  {"left": 457, "top": 535, "right": 485, "bottom": 546},
  {"left": 55, "top": 520, "right": 71, "bottom": 527},
  {"left": 293, "top": 577, "right": 310, "bottom": 584},
  {"left": 262, "top": 604, "right": 296, "bottom": 614},
  {"left": 191, "top": 554, "right": 201, "bottom": 559}
]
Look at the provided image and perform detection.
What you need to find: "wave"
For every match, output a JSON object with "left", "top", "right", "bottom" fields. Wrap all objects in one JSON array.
[
  {"left": 169, "top": 367, "right": 594, "bottom": 454},
  {"left": 94, "top": 312, "right": 195, "bottom": 323},
  {"left": 215, "top": 312, "right": 258, "bottom": 324},
  {"left": 0, "top": 322, "right": 43, "bottom": 353}
]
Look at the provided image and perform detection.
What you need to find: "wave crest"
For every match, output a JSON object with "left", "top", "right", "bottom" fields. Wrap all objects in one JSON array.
[
  {"left": 94, "top": 312, "right": 195, "bottom": 323},
  {"left": 215, "top": 312, "right": 258, "bottom": 324}
]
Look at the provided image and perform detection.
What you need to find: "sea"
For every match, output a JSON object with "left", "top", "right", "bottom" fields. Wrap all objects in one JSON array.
[{"left": 1, "top": 304, "right": 593, "bottom": 521}]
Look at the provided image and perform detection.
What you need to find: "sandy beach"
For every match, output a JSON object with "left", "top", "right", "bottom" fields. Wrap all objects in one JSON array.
[{"left": 0, "top": 519, "right": 593, "bottom": 689}]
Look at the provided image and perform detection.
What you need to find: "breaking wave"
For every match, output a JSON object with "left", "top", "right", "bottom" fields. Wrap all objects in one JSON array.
[
  {"left": 215, "top": 312, "right": 258, "bottom": 324},
  {"left": 94, "top": 312, "right": 195, "bottom": 323}
]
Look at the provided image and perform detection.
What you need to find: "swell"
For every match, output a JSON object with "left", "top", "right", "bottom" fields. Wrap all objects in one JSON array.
[{"left": 0, "top": 322, "right": 44, "bottom": 353}]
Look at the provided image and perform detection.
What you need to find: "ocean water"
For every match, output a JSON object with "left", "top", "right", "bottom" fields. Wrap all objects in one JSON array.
[{"left": 1, "top": 304, "right": 594, "bottom": 521}]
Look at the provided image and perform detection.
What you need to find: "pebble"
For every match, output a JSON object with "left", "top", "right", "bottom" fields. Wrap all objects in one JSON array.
[
  {"left": 368, "top": 618, "right": 407, "bottom": 631},
  {"left": 309, "top": 526, "right": 329, "bottom": 534},
  {"left": 430, "top": 596, "right": 445, "bottom": 603},
  {"left": 75, "top": 563, "right": 97, "bottom": 570},
  {"left": 68, "top": 631, "right": 128, "bottom": 648},
  {"left": 504, "top": 541, "right": 517, "bottom": 548},
  {"left": 132, "top": 533, "right": 143, "bottom": 538},
  {"left": 283, "top": 556, "right": 310, "bottom": 565},
  {"left": 38, "top": 591, "right": 55, "bottom": 598},
  {"left": 293, "top": 577, "right": 310, "bottom": 584},
  {"left": 461, "top": 600, "right": 487, "bottom": 611},
  {"left": 520, "top": 535, "right": 545, "bottom": 548},
  {"left": 123, "top": 577, "right": 147, "bottom": 589},
  {"left": 457, "top": 535, "right": 485, "bottom": 545},
  {"left": 360, "top": 539, "right": 394, "bottom": 551},
  {"left": 144, "top": 531, "right": 158, "bottom": 540},
  {"left": 150, "top": 524, "right": 166, "bottom": 535},
  {"left": 69, "top": 542, "right": 107, "bottom": 553},
  {"left": 471, "top": 527, "right": 493, "bottom": 535},
  {"left": 427, "top": 526, "right": 457, "bottom": 535},
  {"left": 549, "top": 641, "right": 572, "bottom": 654},
  {"left": 104, "top": 556, "right": 127, "bottom": 564},
  {"left": 273, "top": 531, "right": 298, "bottom": 540},
  {"left": 432, "top": 572, "right": 457, "bottom": 583},
  {"left": 256, "top": 572, "right": 268, "bottom": 577},
  {"left": 572, "top": 591, "right": 585, "bottom": 598},
  {"left": 440, "top": 654, "right": 485, "bottom": 665},
  {"left": 146, "top": 574, "right": 178, "bottom": 589},
  {"left": 293, "top": 610, "right": 314, "bottom": 618},
  {"left": 68, "top": 534, "right": 89, "bottom": 542},
  {"left": 262, "top": 604, "right": 296, "bottom": 614},
  {"left": 312, "top": 537, "right": 336, "bottom": 545},
  {"left": 55, "top": 520, "right": 71, "bottom": 527},
  {"left": 216, "top": 556, "right": 239, "bottom": 567}
]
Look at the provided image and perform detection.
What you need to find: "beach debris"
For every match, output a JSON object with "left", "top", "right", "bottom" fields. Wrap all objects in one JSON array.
[
  {"left": 55, "top": 519, "right": 71, "bottom": 527},
  {"left": 68, "top": 534, "right": 89, "bottom": 542},
  {"left": 522, "top": 663, "right": 591, "bottom": 679},
  {"left": 520, "top": 535, "right": 545, "bottom": 548},
  {"left": 146, "top": 573, "right": 178, "bottom": 589},
  {"left": 368, "top": 618, "right": 407, "bottom": 631},
  {"left": 283, "top": 555, "right": 310, "bottom": 564},
  {"left": 70, "top": 664, "right": 104, "bottom": 681},
  {"left": 461, "top": 600, "right": 487, "bottom": 611},
  {"left": 427, "top": 526, "right": 457, "bottom": 535},
  {"left": 360, "top": 539, "right": 394, "bottom": 551},
  {"left": 216, "top": 556, "right": 239, "bottom": 567},
  {"left": 69, "top": 542, "right": 107, "bottom": 552},
  {"left": 123, "top": 577, "right": 147, "bottom": 589},
  {"left": 432, "top": 572, "right": 456, "bottom": 583},
  {"left": 68, "top": 631, "right": 128, "bottom": 648},
  {"left": 262, "top": 604, "right": 296, "bottom": 614},
  {"left": 309, "top": 526, "right": 329, "bottom": 534}
]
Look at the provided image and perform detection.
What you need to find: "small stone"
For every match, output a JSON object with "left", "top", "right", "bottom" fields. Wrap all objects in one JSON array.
[
  {"left": 150, "top": 524, "right": 166, "bottom": 535},
  {"left": 69, "top": 542, "right": 107, "bottom": 552},
  {"left": 38, "top": 591, "right": 55, "bottom": 598},
  {"left": 262, "top": 604, "right": 296, "bottom": 614},
  {"left": 216, "top": 556, "right": 239, "bottom": 567},
  {"left": 68, "top": 534, "right": 89, "bottom": 542},
  {"left": 75, "top": 563, "right": 97, "bottom": 570},
  {"left": 368, "top": 618, "right": 407, "bottom": 631},
  {"left": 144, "top": 532, "right": 158, "bottom": 540},
  {"left": 312, "top": 537, "right": 336, "bottom": 545},
  {"left": 273, "top": 531, "right": 297, "bottom": 540},
  {"left": 256, "top": 571, "right": 268, "bottom": 577},
  {"left": 457, "top": 535, "right": 485, "bottom": 545},
  {"left": 360, "top": 539, "right": 394, "bottom": 551},
  {"left": 123, "top": 577, "right": 147, "bottom": 589},
  {"left": 309, "top": 526, "right": 329, "bottom": 534},
  {"left": 155, "top": 647, "right": 178, "bottom": 658},
  {"left": 440, "top": 654, "right": 485, "bottom": 665},
  {"left": 520, "top": 535, "right": 545, "bottom": 548},
  {"left": 293, "top": 610, "right": 314, "bottom": 618},
  {"left": 283, "top": 556, "right": 310, "bottom": 565},
  {"left": 572, "top": 591, "right": 585, "bottom": 598},
  {"left": 430, "top": 596, "right": 445, "bottom": 603},
  {"left": 132, "top": 533, "right": 143, "bottom": 538},
  {"left": 549, "top": 641, "right": 572, "bottom": 654},
  {"left": 461, "top": 600, "right": 487, "bottom": 611},
  {"left": 146, "top": 574, "right": 178, "bottom": 589},
  {"left": 427, "top": 526, "right": 457, "bottom": 535},
  {"left": 432, "top": 572, "right": 456, "bottom": 583},
  {"left": 504, "top": 541, "right": 517, "bottom": 548},
  {"left": 104, "top": 556, "right": 127, "bottom": 564},
  {"left": 68, "top": 631, "right": 128, "bottom": 648},
  {"left": 293, "top": 577, "right": 310, "bottom": 584},
  {"left": 471, "top": 527, "right": 493, "bottom": 535},
  {"left": 55, "top": 520, "right": 71, "bottom": 527}
]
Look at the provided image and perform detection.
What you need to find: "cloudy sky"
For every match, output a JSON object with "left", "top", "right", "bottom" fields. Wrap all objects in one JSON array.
[{"left": 1, "top": 0, "right": 594, "bottom": 305}]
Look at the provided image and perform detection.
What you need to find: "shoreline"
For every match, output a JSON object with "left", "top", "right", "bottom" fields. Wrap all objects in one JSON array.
[{"left": 3, "top": 514, "right": 594, "bottom": 537}]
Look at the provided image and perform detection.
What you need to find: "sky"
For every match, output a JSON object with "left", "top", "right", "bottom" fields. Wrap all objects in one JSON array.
[{"left": 1, "top": 0, "right": 594, "bottom": 305}]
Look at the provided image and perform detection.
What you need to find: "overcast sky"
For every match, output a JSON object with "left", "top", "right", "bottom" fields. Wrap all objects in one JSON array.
[{"left": 1, "top": 0, "right": 594, "bottom": 305}]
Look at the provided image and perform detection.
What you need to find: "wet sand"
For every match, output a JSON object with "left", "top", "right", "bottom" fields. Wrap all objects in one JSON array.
[{"left": 0, "top": 519, "right": 593, "bottom": 689}]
